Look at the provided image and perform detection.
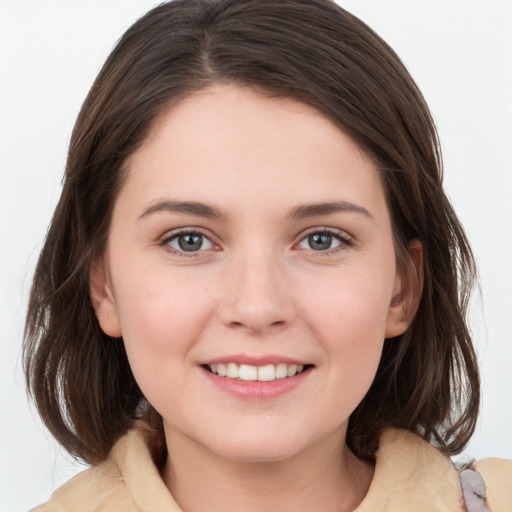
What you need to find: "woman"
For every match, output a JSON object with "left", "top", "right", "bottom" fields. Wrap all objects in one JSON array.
[{"left": 23, "top": 1, "right": 512, "bottom": 510}]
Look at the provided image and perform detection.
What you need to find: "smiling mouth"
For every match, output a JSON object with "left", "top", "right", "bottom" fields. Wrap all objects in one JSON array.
[{"left": 203, "top": 363, "right": 311, "bottom": 382}]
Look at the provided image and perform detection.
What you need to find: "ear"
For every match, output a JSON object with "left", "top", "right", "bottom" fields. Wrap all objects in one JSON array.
[
  {"left": 385, "top": 239, "right": 424, "bottom": 338},
  {"left": 89, "top": 256, "right": 122, "bottom": 338}
]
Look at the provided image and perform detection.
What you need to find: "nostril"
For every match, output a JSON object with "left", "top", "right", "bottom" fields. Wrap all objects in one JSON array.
[{"left": 227, "top": 319, "right": 287, "bottom": 332}]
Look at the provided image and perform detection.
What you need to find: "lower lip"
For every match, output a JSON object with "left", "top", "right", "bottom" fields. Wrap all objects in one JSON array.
[{"left": 201, "top": 366, "right": 312, "bottom": 400}]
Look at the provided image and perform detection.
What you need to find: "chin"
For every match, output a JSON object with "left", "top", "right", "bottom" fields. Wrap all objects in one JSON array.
[
  {"left": 199, "top": 424, "right": 318, "bottom": 464},
  {"left": 213, "top": 439, "right": 304, "bottom": 464}
]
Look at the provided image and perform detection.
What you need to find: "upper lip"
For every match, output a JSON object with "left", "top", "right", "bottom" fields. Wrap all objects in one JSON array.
[{"left": 201, "top": 354, "right": 311, "bottom": 366}]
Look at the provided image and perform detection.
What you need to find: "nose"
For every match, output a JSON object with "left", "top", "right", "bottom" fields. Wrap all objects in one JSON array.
[{"left": 217, "top": 252, "right": 296, "bottom": 334}]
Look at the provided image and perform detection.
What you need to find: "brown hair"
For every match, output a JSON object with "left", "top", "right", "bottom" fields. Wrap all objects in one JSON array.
[{"left": 24, "top": 0, "right": 479, "bottom": 465}]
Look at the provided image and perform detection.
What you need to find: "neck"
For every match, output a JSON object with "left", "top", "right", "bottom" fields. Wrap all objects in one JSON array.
[{"left": 162, "top": 425, "right": 374, "bottom": 512}]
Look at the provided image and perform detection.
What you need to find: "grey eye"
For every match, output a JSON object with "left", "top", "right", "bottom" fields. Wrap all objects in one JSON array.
[
  {"left": 168, "top": 233, "right": 213, "bottom": 252},
  {"left": 298, "top": 232, "right": 343, "bottom": 251}
]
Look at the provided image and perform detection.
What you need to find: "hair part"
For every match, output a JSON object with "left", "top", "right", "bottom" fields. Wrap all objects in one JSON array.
[{"left": 24, "top": 0, "right": 478, "bottom": 465}]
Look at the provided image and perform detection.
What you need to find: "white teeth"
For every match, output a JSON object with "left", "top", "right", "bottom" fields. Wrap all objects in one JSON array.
[
  {"left": 257, "top": 364, "right": 276, "bottom": 381},
  {"left": 217, "top": 363, "right": 227, "bottom": 377},
  {"left": 226, "top": 362, "right": 238, "bottom": 378},
  {"left": 275, "top": 363, "right": 288, "bottom": 379},
  {"left": 239, "top": 364, "right": 258, "bottom": 381},
  {"left": 286, "top": 364, "right": 298, "bottom": 377},
  {"left": 207, "top": 362, "right": 307, "bottom": 381}
]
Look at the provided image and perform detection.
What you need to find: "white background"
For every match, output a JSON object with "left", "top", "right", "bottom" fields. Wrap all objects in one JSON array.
[{"left": 1, "top": 1, "right": 511, "bottom": 510}]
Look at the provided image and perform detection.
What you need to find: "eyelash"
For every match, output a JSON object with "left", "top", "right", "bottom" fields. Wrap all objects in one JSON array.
[
  {"left": 160, "top": 228, "right": 217, "bottom": 258},
  {"left": 297, "top": 228, "right": 353, "bottom": 255},
  {"left": 160, "top": 227, "right": 353, "bottom": 258}
]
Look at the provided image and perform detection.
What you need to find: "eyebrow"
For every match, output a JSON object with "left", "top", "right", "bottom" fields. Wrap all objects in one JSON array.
[
  {"left": 138, "top": 199, "right": 373, "bottom": 222},
  {"left": 138, "top": 200, "right": 228, "bottom": 221},
  {"left": 287, "top": 201, "right": 374, "bottom": 221}
]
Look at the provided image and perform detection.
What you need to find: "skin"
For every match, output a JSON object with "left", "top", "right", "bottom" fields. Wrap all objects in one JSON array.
[{"left": 91, "top": 84, "right": 421, "bottom": 512}]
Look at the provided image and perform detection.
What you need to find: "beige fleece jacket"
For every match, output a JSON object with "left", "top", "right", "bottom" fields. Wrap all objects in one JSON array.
[{"left": 32, "top": 427, "right": 512, "bottom": 511}]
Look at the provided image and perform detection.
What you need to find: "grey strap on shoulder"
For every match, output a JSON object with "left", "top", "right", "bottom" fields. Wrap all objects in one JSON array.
[{"left": 459, "top": 468, "right": 491, "bottom": 512}]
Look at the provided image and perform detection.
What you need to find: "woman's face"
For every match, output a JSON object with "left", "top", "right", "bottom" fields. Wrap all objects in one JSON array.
[{"left": 93, "top": 84, "right": 411, "bottom": 462}]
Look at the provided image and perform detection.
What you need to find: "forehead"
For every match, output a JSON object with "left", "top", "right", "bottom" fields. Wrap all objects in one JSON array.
[{"left": 120, "top": 83, "right": 386, "bottom": 220}]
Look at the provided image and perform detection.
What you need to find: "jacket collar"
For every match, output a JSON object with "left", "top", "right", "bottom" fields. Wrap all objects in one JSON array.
[{"left": 110, "top": 426, "right": 463, "bottom": 512}]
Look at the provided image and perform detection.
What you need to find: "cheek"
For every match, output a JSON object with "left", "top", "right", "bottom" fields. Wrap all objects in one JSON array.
[
  {"left": 299, "top": 263, "right": 395, "bottom": 375},
  {"left": 111, "top": 263, "right": 216, "bottom": 377},
  {"left": 311, "top": 280, "right": 390, "bottom": 415},
  {"left": 303, "top": 266, "right": 394, "bottom": 338}
]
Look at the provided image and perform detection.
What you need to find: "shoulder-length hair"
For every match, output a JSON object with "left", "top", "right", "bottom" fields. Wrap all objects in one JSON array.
[{"left": 24, "top": 0, "right": 479, "bottom": 465}]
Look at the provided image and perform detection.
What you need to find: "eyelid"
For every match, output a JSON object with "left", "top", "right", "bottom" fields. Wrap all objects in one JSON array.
[
  {"left": 159, "top": 227, "right": 220, "bottom": 256},
  {"left": 298, "top": 226, "right": 353, "bottom": 242},
  {"left": 157, "top": 225, "right": 353, "bottom": 257},
  {"left": 294, "top": 226, "right": 354, "bottom": 252}
]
